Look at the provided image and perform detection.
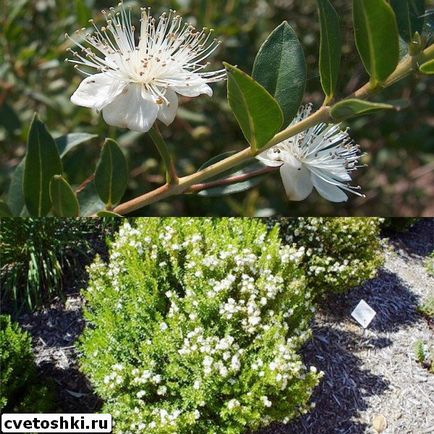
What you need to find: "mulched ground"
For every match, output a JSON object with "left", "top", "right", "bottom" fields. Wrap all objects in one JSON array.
[
  {"left": 18, "top": 220, "right": 434, "bottom": 433},
  {"left": 259, "top": 219, "right": 434, "bottom": 434},
  {"left": 17, "top": 239, "right": 107, "bottom": 413}
]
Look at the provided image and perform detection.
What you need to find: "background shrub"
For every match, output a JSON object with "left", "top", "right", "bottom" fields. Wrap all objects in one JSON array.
[
  {"left": 425, "top": 252, "right": 434, "bottom": 278},
  {"left": 276, "top": 218, "right": 384, "bottom": 298},
  {"left": 0, "top": 314, "right": 55, "bottom": 412},
  {"left": 79, "top": 218, "right": 320, "bottom": 434},
  {"left": 0, "top": 218, "right": 119, "bottom": 313},
  {"left": 382, "top": 218, "right": 421, "bottom": 232}
]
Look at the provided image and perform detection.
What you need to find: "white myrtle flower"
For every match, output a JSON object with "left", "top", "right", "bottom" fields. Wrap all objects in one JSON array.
[
  {"left": 66, "top": 3, "right": 225, "bottom": 132},
  {"left": 261, "top": 396, "right": 272, "bottom": 408},
  {"left": 227, "top": 399, "right": 240, "bottom": 410},
  {"left": 157, "top": 385, "right": 167, "bottom": 395},
  {"left": 257, "top": 105, "right": 363, "bottom": 203}
]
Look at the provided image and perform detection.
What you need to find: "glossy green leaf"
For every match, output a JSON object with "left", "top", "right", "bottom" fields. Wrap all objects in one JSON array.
[
  {"left": 7, "top": 160, "right": 25, "bottom": 216},
  {"left": 331, "top": 98, "right": 395, "bottom": 121},
  {"left": 420, "top": 59, "right": 434, "bottom": 74},
  {"left": 252, "top": 22, "right": 306, "bottom": 123},
  {"left": 95, "top": 139, "right": 128, "bottom": 207},
  {"left": 225, "top": 63, "right": 283, "bottom": 151},
  {"left": 0, "top": 200, "right": 13, "bottom": 217},
  {"left": 6, "top": 133, "right": 95, "bottom": 216},
  {"left": 197, "top": 152, "right": 271, "bottom": 197},
  {"left": 23, "top": 114, "right": 63, "bottom": 217},
  {"left": 55, "top": 133, "right": 98, "bottom": 158},
  {"left": 391, "top": 0, "right": 425, "bottom": 43},
  {"left": 353, "top": 0, "right": 400, "bottom": 85},
  {"left": 77, "top": 180, "right": 106, "bottom": 217},
  {"left": 49, "top": 175, "right": 80, "bottom": 217},
  {"left": 316, "top": 0, "right": 342, "bottom": 102}
]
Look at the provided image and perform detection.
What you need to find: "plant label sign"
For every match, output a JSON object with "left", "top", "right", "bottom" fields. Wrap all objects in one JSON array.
[{"left": 351, "top": 300, "right": 376, "bottom": 329}]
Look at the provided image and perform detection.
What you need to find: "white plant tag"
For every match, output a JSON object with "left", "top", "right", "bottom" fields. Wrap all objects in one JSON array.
[{"left": 351, "top": 300, "right": 376, "bottom": 329}]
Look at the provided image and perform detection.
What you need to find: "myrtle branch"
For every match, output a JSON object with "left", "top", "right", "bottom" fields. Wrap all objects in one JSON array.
[
  {"left": 188, "top": 166, "right": 279, "bottom": 194},
  {"left": 112, "top": 44, "right": 434, "bottom": 216}
]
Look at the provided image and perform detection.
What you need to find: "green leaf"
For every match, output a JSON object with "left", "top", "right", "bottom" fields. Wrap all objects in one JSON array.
[
  {"left": 7, "top": 160, "right": 26, "bottom": 216},
  {"left": 196, "top": 152, "right": 271, "bottom": 197},
  {"left": 390, "top": 0, "right": 425, "bottom": 43},
  {"left": 77, "top": 180, "right": 106, "bottom": 217},
  {"left": 316, "top": 0, "right": 342, "bottom": 102},
  {"left": 353, "top": 0, "right": 400, "bottom": 85},
  {"left": 0, "top": 200, "right": 13, "bottom": 217},
  {"left": 331, "top": 98, "right": 395, "bottom": 121},
  {"left": 55, "top": 133, "right": 98, "bottom": 158},
  {"left": 252, "top": 22, "right": 306, "bottom": 123},
  {"left": 23, "top": 114, "right": 63, "bottom": 217},
  {"left": 225, "top": 63, "right": 283, "bottom": 151},
  {"left": 420, "top": 59, "right": 434, "bottom": 74},
  {"left": 95, "top": 139, "right": 128, "bottom": 207},
  {"left": 75, "top": 0, "right": 92, "bottom": 27},
  {"left": 6, "top": 134, "right": 95, "bottom": 216},
  {"left": 50, "top": 175, "right": 80, "bottom": 217},
  {"left": 97, "top": 211, "right": 123, "bottom": 217}
]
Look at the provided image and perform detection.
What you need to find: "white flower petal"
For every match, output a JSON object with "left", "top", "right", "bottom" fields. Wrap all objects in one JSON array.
[
  {"left": 71, "top": 73, "right": 125, "bottom": 111},
  {"left": 311, "top": 174, "right": 348, "bottom": 203},
  {"left": 102, "top": 85, "right": 159, "bottom": 133},
  {"left": 157, "top": 89, "right": 179, "bottom": 126},
  {"left": 256, "top": 149, "right": 284, "bottom": 168},
  {"left": 280, "top": 163, "right": 313, "bottom": 202},
  {"left": 173, "top": 77, "right": 213, "bottom": 97}
]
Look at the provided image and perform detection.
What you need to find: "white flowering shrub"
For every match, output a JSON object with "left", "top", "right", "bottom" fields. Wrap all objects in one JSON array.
[
  {"left": 278, "top": 218, "right": 384, "bottom": 296},
  {"left": 79, "top": 218, "right": 321, "bottom": 434}
]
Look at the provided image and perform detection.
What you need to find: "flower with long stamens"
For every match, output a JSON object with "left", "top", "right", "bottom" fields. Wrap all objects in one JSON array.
[
  {"left": 66, "top": 3, "right": 226, "bottom": 132},
  {"left": 257, "top": 105, "right": 364, "bottom": 203}
]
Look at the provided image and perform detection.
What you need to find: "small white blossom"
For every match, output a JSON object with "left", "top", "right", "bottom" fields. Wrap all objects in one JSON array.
[
  {"left": 157, "top": 385, "right": 167, "bottom": 396},
  {"left": 257, "top": 105, "right": 363, "bottom": 203},
  {"left": 261, "top": 396, "right": 272, "bottom": 407},
  {"left": 67, "top": 4, "right": 225, "bottom": 132},
  {"left": 227, "top": 399, "right": 240, "bottom": 410}
]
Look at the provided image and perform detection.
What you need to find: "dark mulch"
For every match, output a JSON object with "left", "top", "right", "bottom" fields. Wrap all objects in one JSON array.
[{"left": 17, "top": 233, "right": 110, "bottom": 413}]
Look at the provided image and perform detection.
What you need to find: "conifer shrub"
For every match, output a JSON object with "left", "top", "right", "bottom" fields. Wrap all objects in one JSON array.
[
  {"left": 79, "top": 218, "right": 321, "bottom": 434},
  {"left": 277, "top": 218, "right": 384, "bottom": 297},
  {"left": 0, "top": 315, "right": 54, "bottom": 412}
]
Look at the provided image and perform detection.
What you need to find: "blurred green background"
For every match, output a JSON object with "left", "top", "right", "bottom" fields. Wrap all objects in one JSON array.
[{"left": 1, "top": 0, "right": 433, "bottom": 216}]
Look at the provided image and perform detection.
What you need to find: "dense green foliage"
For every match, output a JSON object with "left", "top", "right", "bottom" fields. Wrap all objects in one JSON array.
[
  {"left": 0, "top": 218, "right": 118, "bottom": 312},
  {"left": 0, "top": 315, "right": 54, "bottom": 412},
  {"left": 418, "top": 295, "right": 434, "bottom": 318},
  {"left": 425, "top": 252, "right": 434, "bottom": 277},
  {"left": 79, "top": 218, "right": 320, "bottom": 433},
  {"left": 382, "top": 218, "right": 421, "bottom": 232},
  {"left": 277, "top": 217, "right": 384, "bottom": 296},
  {"left": 1, "top": 0, "right": 433, "bottom": 216}
]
